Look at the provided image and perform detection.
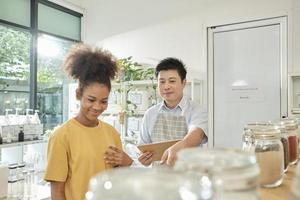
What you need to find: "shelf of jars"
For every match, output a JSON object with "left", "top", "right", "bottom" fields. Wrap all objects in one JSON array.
[{"left": 0, "top": 159, "right": 50, "bottom": 199}]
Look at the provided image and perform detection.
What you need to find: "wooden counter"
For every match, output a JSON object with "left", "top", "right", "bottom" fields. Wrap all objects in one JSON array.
[{"left": 260, "top": 165, "right": 297, "bottom": 200}]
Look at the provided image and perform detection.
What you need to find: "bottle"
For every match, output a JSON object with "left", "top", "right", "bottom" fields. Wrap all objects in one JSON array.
[
  {"left": 23, "top": 109, "right": 33, "bottom": 141},
  {"left": 32, "top": 110, "right": 41, "bottom": 124},
  {"left": 23, "top": 109, "right": 33, "bottom": 125},
  {"left": 14, "top": 108, "right": 22, "bottom": 125},
  {"left": 4, "top": 109, "right": 13, "bottom": 143},
  {"left": 18, "top": 127, "right": 24, "bottom": 142}
]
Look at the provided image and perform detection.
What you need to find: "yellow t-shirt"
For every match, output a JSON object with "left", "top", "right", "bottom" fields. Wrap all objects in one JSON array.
[{"left": 44, "top": 118, "right": 122, "bottom": 200}]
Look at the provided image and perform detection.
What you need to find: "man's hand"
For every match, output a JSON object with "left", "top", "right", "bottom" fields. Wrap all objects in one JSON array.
[
  {"left": 160, "top": 140, "right": 186, "bottom": 167},
  {"left": 104, "top": 146, "right": 133, "bottom": 167},
  {"left": 138, "top": 151, "right": 154, "bottom": 166},
  {"left": 160, "top": 128, "right": 205, "bottom": 166}
]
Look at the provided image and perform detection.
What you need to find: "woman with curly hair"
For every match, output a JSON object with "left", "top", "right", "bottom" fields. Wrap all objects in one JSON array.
[{"left": 44, "top": 43, "right": 133, "bottom": 200}]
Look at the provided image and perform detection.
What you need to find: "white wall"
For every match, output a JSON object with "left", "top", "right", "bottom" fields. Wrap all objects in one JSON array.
[
  {"left": 46, "top": 0, "right": 300, "bottom": 146},
  {"left": 292, "top": 0, "right": 300, "bottom": 72},
  {"left": 49, "top": 0, "right": 85, "bottom": 14},
  {"left": 80, "top": 0, "right": 300, "bottom": 105},
  {"left": 99, "top": 15, "right": 207, "bottom": 80}
]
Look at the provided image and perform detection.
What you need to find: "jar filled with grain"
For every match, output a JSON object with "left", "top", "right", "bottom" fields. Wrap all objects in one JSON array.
[
  {"left": 249, "top": 127, "right": 284, "bottom": 187},
  {"left": 174, "top": 148, "right": 260, "bottom": 200},
  {"left": 244, "top": 122, "right": 290, "bottom": 173}
]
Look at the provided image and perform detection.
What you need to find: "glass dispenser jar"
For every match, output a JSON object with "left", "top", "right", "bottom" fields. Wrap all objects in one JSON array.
[
  {"left": 86, "top": 167, "right": 209, "bottom": 200},
  {"left": 248, "top": 127, "right": 284, "bottom": 187},
  {"left": 174, "top": 148, "right": 260, "bottom": 200}
]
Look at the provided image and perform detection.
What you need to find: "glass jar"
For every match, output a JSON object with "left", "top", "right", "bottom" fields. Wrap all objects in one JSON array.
[
  {"left": 86, "top": 167, "right": 209, "bottom": 200},
  {"left": 8, "top": 164, "right": 18, "bottom": 182},
  {"left": 244, "top": 123, "right": 290, "bottom": 173},
  {"left": 174, "top": 148, "right": 260, "bottom": 200},
  {"left": 249, "top": 128, "right": 284, "bottom": 187},
  {"left": 280, "top": 119, "right": 299, "bottom": 165},
  {"left": 8, "top": 164, "right": 18, "bottom": 198}
]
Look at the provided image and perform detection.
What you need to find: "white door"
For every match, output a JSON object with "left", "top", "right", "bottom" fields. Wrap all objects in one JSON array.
[{"left": 208, "top": 17, "right": 287, "bottom": 148}]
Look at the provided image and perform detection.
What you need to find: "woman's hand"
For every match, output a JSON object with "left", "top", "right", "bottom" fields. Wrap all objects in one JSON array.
[
  {"left": 138, "top": 151, "right": 154, "bottom": 166},
  {"left": 104, "top": 146, "right": 133, "bottom": 167}
]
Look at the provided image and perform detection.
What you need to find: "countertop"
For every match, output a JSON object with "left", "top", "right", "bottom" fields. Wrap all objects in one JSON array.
[{"left": 0, "top": 164, "right": 297, "bottom": 200}]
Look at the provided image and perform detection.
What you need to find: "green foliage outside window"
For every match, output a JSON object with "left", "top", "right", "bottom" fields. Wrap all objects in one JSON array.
[
  {"left": 0, "top": 26, "right": 30, "bottom": 89},
  {"left": 0, "top": 25, "right": 68, "bottom": 88}
]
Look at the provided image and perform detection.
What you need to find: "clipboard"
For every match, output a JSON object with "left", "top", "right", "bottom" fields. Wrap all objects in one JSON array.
[{"left": 137, "top": 139, "right": 181, "bottom": 161}]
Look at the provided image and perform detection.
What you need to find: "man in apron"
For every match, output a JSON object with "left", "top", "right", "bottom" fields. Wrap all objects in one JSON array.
[{"left": 138, "top": 57, "right": 208, "bottom": 166}]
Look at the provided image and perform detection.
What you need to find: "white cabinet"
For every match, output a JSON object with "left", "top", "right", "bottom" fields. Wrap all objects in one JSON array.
[{"left": 0, "top": 140, "right": 47, "bottom": 170}]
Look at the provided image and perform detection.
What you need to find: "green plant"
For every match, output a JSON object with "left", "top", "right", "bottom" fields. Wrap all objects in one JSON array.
[
  {"left": 115, "top": 57, "right": 157, "bottom": 116},
  {"left": 116, "top": 56, "right": 155, "bottom": 82}
]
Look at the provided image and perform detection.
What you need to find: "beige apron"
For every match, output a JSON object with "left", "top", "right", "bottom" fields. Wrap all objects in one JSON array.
[{"left": 151, "top": 113, "right": 188, "bottom": 143}]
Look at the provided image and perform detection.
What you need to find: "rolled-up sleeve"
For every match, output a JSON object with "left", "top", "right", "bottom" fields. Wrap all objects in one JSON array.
[{"left": 187, "top": 106, "right": 208, "bottom": 144}]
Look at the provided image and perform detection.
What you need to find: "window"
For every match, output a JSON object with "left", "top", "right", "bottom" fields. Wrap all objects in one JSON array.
[
  {"left": 37, "top": 34, "right": 76, "bottom": 131},
  {"left": 0, "top": 0, "right": 82, "bottom": 132},
  {"left": 0, "top": 24, "right": 30, "bottom": 114}
]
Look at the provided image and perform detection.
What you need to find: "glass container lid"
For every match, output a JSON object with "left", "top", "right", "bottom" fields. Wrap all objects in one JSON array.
[
  {"left": 249, "top": 127, "right": 281, "bottom": 139},
  {"left": 86, "top": 167, "right": 211, "bottom": 200},
  {"left": 175, "top": 148, "right": 257, "bottom": 172},
  {"left": 271, "top": 118, "right": 299, "bottom": 130}
]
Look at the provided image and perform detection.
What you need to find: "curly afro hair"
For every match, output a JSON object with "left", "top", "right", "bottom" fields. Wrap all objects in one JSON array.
[{"left": 63, "top": 43, "right": 118, "bottom": 92}]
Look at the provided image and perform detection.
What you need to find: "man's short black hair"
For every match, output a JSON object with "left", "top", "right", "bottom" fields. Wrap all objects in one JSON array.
[{"left": 155, "top": 57, "right": 187, "bottom": 81}]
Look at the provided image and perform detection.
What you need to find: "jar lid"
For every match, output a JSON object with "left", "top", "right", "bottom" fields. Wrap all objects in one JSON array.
[
  {"left": 86, "top": 167, "right": 210, "bottom": 200},
  {"left": 270, "top": 118, "right": 298, "bottom": 130},
  {"left": 175, "top": 148, "right": 257, "bottom": 172},
  {"left": 17, "top": 163, "right": 26, "bottom": 168},
  {"left": 250, "top": 128, "right": 281, "bottom": 139},
  {"left": 244, "top": 122, "right": 272, "bottom": 130},
  {"left": 245, "top": 122, "right": 287, "bottom": 135},
  {"left": 8, "top": 163, "right": 18, "bottom": 169}
]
